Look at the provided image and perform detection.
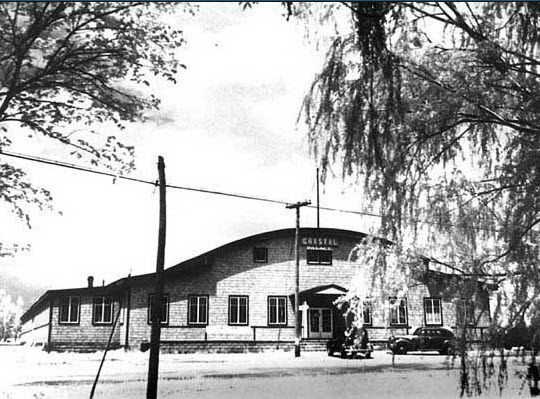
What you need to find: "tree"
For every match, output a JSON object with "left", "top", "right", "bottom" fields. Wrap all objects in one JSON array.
[
  {"left": 0, "top": 289, "right": 23, "bottom": 341},
  {"left": 0, "top": 2, "right": 188, "bottom": 256},
  {"left": 334, "top": 237, "right": 417, "bottom": 363},
  {"left": 294, "top": 1, "right": 540, "bottom": 328},
  {"left": 289, "top": 2, "right": 540, "bottom": 395}
]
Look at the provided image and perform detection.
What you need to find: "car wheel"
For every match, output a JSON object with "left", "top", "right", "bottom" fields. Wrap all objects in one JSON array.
[
  {"left": 327, "top": 346, "right": 333, "bottom": 357},
  {"left": 440, "top": 345, "right": 454, "bottom": 356},
  {"left": 395, "top": 342, "right": 408, "bottom": 355},
  {"left": 340, "top": 349, "right": 347, "bottom": 359}
]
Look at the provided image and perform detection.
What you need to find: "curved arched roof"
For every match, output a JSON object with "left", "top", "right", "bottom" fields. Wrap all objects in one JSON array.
[
  {"left": 164, "top": 227, "right": 381, "bottom": 275},
  {"left": 20, "top": 228, "right": 384, "bottom": 322}
]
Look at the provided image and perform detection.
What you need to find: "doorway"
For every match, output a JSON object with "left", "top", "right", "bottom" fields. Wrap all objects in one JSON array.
[{"left": 308, "top": 308, "right": 333, "bottom": 339}]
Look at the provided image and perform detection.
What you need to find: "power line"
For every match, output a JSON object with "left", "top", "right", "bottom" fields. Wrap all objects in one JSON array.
[
  {"left": 0, "top": 149, "right": 506, "bottom": 233},
  {"left": 0, "top": 149, "right": 156, "bottom": 187},
  {"left": 166, "top": 183, "right": 289, "bottom": 206},
  {"left": 0, "top": 149, "right": 295, "bottom": 205}
]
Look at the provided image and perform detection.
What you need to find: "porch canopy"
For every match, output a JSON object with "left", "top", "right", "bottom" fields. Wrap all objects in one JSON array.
[{"left": 289, "top": 284, "right": 348, "bottom": 308}]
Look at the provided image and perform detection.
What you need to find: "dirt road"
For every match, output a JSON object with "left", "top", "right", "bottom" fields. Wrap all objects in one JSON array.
[{"left": 0, "top": 346, "right": 530, "bottom": 398}]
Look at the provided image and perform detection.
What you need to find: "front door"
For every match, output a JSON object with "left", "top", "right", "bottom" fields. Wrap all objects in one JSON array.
[{"left": 308, "top": 308, "right": 333, "bottom": 339}]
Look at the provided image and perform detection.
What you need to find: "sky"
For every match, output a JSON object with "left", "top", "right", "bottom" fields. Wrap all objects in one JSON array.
[{"left": 1, "top": 3, "right": 378, "bottom": 296}]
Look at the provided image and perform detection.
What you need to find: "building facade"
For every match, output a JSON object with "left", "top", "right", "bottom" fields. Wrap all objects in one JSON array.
[{"left": 20, "top": 228, "right": 493, "bottom": 352}]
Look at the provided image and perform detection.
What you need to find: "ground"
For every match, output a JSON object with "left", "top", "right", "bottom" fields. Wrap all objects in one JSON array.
[{"left": 0, "top": 346, "right": 533, "bottom": 398}]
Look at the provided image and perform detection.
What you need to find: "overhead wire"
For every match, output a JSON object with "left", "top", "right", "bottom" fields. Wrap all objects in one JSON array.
[
  {"left": 0, "top": 149, "right": 156, "bottom": 187},
  {"left": 0, "top": 149, "right": 506, "bottom": 234}
]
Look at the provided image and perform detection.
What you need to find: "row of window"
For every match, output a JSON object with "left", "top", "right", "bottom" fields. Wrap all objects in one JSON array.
[
  {"left": 58, "top": 295, "right": 288, "bottom": 326},
  {"left": 170, "top": 295, "right": 287, "bottom": 326},
  {"left": 59, "top": 295, "right": 448, "bottom": 327},
  {"left": 356, "top": 298, "right": 443, "bottom": 326},
  {"left": 357, "top": 298, "right": 409, "bottom": 326},
  {"left": 253, "top": 247, "right": 333, "bottom": 265},
  {"left": 59, "top": 296, "right": 114, "bottom": 325}
]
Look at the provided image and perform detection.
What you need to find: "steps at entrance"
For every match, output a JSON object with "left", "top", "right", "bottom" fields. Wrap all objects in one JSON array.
[{"left": 301, "top": 339, "right": 328, "bottom": 352}]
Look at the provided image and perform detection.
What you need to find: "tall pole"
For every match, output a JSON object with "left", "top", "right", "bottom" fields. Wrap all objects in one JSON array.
[
  {"left": 286, "top": 200, "right": 311, "bottom": 358},
  {"left": 147, "top": 156, "right": 167, "bottom": 399},
  {"left": 316, "top": 168, "right": 320, "bottom": 229}
]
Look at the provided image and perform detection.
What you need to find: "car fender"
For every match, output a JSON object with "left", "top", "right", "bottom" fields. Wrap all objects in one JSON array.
[
  {"left": 393, "top": 338, "right": 415, "bottom": 350},
  {"left": 442, "top": 339, "right": 456, "bottom": 349}
]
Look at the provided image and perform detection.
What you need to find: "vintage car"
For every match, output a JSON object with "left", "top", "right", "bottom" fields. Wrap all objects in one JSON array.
[
  {"left": 500, "top": 323, "right": 538, "bottom": 350},
  {"left": 326, "top": 332, "right": 373, "bottom": 359},
  {"left": 388, "top": 326, "right": 456, "bottom": 355}
]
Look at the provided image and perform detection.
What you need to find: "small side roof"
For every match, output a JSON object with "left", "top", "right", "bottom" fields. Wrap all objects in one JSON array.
[{"left": 20, "top": 285, "right": 123, "bottom": 323}]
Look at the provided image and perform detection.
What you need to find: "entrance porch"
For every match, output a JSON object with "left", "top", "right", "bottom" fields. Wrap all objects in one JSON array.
[{"left": 290, "top": 284, "right": 348, "bottom": 341}]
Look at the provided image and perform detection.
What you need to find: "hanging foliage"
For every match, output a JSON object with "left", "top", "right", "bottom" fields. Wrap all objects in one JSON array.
[
  {"left": 298, "top": 1, "right": 540, "bottom": 317},
  {"left": 293, "top": 3, "right": 540, "bottom": 394}
]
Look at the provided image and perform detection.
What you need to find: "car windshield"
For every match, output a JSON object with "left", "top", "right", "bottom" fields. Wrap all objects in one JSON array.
[
  {"left": 413, "top": 328, "right": 423, "bottom": 335},
  {"left": 441, "top": 328, "right": 454, "bottom": 338}
]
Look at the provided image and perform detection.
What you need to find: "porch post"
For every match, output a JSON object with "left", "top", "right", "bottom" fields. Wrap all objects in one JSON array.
[{"left": 300, "top": 302, "right": 309, "bottom": 339}]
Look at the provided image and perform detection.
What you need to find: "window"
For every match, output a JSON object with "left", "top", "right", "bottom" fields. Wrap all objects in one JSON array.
[
  {"left": 147, "top": 294, "right": 169, "bottom": 325},
  {"left": 229, "top": 296, "right": 248, "bottom": 325},
  {"left": 389, "top": 297, "right": 408, "bottom": 325},
  {"left": 268, "top": 296, "right": 287, "bottom": 326},
  {"left": 253, "top": 247, "right": 268, "bottom": 263},
  {"left": 424, "top": 298, "right": 442, "bottom": 325},
  {"left": 188, "top": 295, "right": 208, "bottom": 325},
  {"left": 59, "top": 296, "right": 80, "bottom": 324},
  {"left": 93, "top": 296, "right": 113, "bottom": 324},
  {"left": 361, "top": 300, "right": 372, "bottom": 326},
  {"left": 456, "top": 299, "right": 475, "bottom": 326},
  {"left": 306, "top": 249, "right": 332, "bottom": 265}
]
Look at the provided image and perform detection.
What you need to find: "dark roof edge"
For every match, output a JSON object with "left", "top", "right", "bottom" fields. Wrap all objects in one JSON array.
[{"left": 20, "top": 290, "right": 51, "bottom": 323}]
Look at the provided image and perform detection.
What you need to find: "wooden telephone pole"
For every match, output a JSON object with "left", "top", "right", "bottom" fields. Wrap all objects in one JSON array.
[
  {"left": 316, "top": 167, "right": 320, "bottom": 229},
  {"left": 286, "top": 200, "right": 311, "bottom": 357},
  {"left": 147, "top": 156, "right": 167, "bottom": 399}
]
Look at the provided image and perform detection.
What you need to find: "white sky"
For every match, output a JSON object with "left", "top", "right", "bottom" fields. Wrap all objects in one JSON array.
[{"left": 1, "top": 3, "right": 378, "bottom": 292}]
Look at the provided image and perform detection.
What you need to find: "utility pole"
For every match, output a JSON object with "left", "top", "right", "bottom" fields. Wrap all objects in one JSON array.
[
  {"left": 286, "top": 200, "right": 311, "bottom": 358},
  {"left": 147, "top": 156, "right": 167, "bottom": 399},
  {"left": 316, "top": 168, "right": 320, "bottom": 229}
]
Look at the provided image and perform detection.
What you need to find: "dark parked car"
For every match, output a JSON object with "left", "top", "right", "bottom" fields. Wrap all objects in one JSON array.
[
  {"left": 327, "top": 330, "right": 373, "bottom": 359},
  {"left": 488, "top": 323, "right": 540, "bottom": 351},
  {"left": 388, "top": 326, "right": 456, "bottom": 355},
  {"left": 503, "top": 324, "right": 538, "bottom": 350}
]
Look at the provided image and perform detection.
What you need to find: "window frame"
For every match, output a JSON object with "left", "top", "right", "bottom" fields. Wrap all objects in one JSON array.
[
  {"left": 58, "top": 296, "right": 80, "bottom": 325},
  {"left": 306, "top": 249, "right": 333, "bottom": 265},
  {"left": 389, "top": 297, "right": 408, "bottom": 326},
  {"left": 92, "top": 296, "right": 113, "bottom": 325},
  {"left": 228, "top": 295, "right": 249, "bottom": 326},
  {"left": 147, "top": 293, "right": 170, "bottom": 326},
  {"left": 253, "top": 247, "right": 268, "bottom": 263},
  {"left": 361, "top": 300, "right": 373, "bottom": 326},
  {"left": 187, "top": 295, "right": 209, "bottom": 326},
  {"left": 267, "top": 296, "right": 287, "bottom": 326},
  {"left": 455, "top": 298, "right": 476, "bottom": 326},
  {"left": 424, "top": 297, "right": 443, "bottom": 326}
]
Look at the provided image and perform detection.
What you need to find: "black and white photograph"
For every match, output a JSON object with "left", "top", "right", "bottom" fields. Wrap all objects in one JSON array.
[{"left": 1, "top": 2, "right": 539, "bottom": 398}]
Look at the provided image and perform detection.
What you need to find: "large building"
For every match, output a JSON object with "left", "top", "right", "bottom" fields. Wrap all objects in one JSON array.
[{"left": 20, "top": 228, "right": 494, "bottom": 352}]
